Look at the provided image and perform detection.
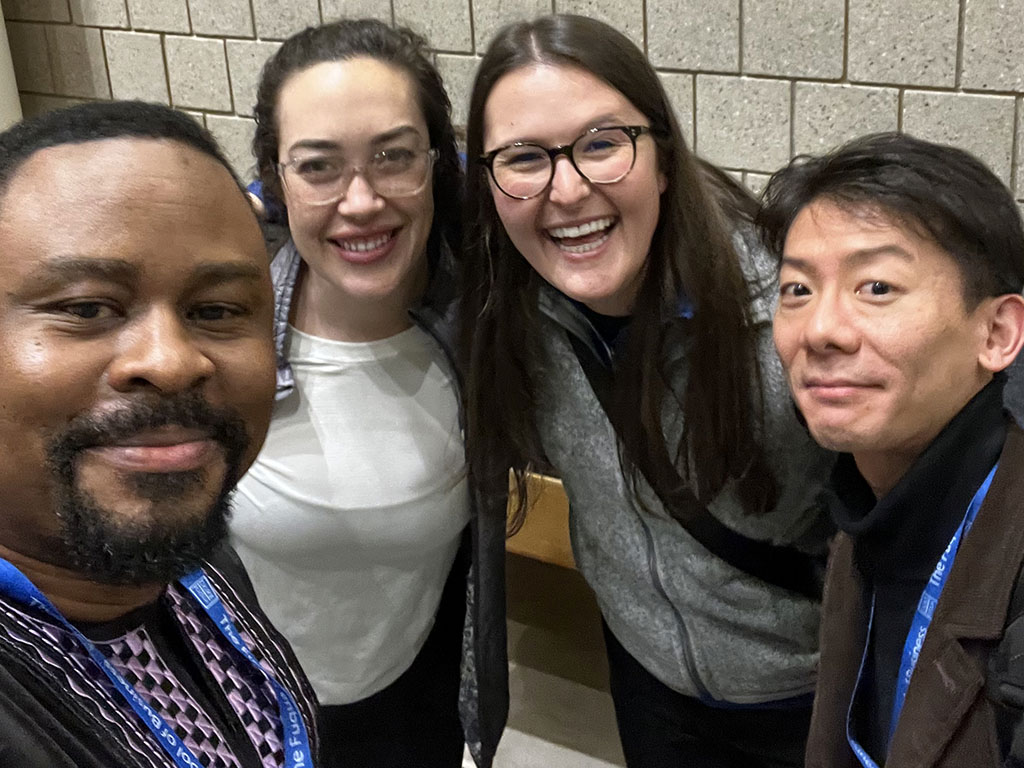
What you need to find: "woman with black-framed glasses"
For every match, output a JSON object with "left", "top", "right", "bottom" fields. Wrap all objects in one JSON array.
[
  {"left": 461, "top": 14, "right": 834, "bottom": 768},
  {"left": 228, "top": 19, "right": 507, "bottom": 768}
]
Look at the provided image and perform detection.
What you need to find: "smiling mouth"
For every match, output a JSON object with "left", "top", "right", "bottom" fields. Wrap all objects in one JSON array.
[
  {"left": 547, "top": 217, "right": 617, "bottom": 254},
  {"left": 330, "top": 229, "right": 398, "bottom": 252}
]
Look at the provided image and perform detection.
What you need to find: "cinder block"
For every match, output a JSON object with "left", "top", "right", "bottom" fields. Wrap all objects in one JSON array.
[
  {"left": 394, "top": 0, "right": 472, "bottom": 52},
  {"left": 189, "top": 0, "right": 254, "bottom": 37},
  {"left": 320, "top": 0, "right": 392, "bottom": 23},
  {"left": 104, "top": 30, "right": 168, "bottom": 103},
  {"left": 68, "top": 0, "right": 129, "bottom": 27},
  {"left": 848, "top": 0, "right": 957, "bottom": 87},
  {"left": 19, "top": 93, "right": 86, "bottom": 118},
  {"left": 555, "top": 0, "right": 644, "bottom": 50},
  {"left": 251, "top": 0, "right": 319, "bottom": 41},
  {"left": 6, "top": 21, "right": 52, "bottom": 93},
  {"left": 226, "top": 40, "right": 281, "bottom": 118},
  {"left": 1, "top": 0, "right": 70, "bottom": 22},
  {"left": 127, "top": 0, "right": 188, "bottom": 33},
  {"left": 902, "top": 90, "right": 1015, "bottom": 185},
  {"left": 793, "top": 83, "right": 898, "bottom": 155},
  {"left": 743, "top": 172, "right": 771, "bottom": 197},
  {"left": 473, "top": 0, "right": 551, "bottom": 51},
  {"left": 206, "top": 114, "right": 257, "bottom": 179},
  {"left": 695, "top": 75, "right": 790, "bottom": 171},
  {"left": 435, "top": 53, "right": 478, "bottom": 127},
  {"left": 648, "top": 0, "right": 739, "bottom": 71},
  {"left": 165, "top": 35, "right": 231, "bottom": 111},
  {"left": 658, "top": 71, "right": 694, "bottom": 148},
  {"left": 961, "top": 0, "right": 1024, "bottom": 92},
  {"left": 743, "top": 0, "right": 843, "bottom": 78},
  {"left": 46, "top": 25, "right": 110, "bottom": 98}
]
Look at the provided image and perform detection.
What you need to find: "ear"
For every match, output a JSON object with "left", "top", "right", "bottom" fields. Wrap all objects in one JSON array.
[{"left": 978, "top": 293, "right": 1024, "bottom": 373}]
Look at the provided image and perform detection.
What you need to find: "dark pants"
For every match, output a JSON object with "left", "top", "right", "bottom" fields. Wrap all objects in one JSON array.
[
  {"left": 319, "top": 561, "right": 466, "bottom": 768},
  {"left": 603, "top": 623, "right": 812, "bottom": 768}
]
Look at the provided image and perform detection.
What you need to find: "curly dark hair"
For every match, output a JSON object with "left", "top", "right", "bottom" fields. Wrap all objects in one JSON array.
[{"left": 251, "top": 18, "right": 462, "bottom": 275}]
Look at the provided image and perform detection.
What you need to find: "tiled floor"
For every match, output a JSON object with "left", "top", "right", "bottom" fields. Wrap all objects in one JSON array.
[{"left": 461, "top": 555, "right": 627, "bottom": 768}]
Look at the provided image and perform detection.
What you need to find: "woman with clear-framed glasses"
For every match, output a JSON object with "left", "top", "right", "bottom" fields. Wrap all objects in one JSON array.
[
  {"left": 461, "top": 14, "right": 835, "bottom": 768},
  {"left": 228, "top": 19, "right": 507, "bottom": 768}
]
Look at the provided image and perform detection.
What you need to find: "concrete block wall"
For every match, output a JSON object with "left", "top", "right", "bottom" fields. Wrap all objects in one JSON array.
[{"left": 5, "top": 0, "right": 1024, "bottom": 206}]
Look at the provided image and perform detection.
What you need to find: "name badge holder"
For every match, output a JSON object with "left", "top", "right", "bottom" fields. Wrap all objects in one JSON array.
[
  {"left": 846, "top": 463, "right": 998, "bottom": 768},
  {"left": 0, "top": 561, "right": 313, "bottom": 768}
]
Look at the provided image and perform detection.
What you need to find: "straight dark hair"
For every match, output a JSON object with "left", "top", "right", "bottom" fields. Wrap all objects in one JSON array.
[
  {"left": 758, "top": 132, "right": 1024, "bottom": 305},
  {"left": 251, "top": 18, "right": 462, "bottom": 277},
  {"left": 460, "top": 14, "right": 772, "bottom": 531}
]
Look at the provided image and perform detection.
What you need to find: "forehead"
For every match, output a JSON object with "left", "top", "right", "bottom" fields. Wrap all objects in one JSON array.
[
  {"left": 483, "top": 62, "right": 646, "bottom": 146},
  {"left": 276, "top": 58, "right": 426, "bottom": 149},
  {"left": 784, "top": 199, "right": 954, "bottom": 268},
  {"left": 0, "top": 137, "right": 265, "bottom": 281}
]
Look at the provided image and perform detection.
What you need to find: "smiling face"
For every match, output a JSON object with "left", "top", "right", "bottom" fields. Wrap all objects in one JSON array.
[
  {"left": 276, "top": 58, "right": 434, "bottom": 318},
  {"left": 0, "top": 137, "right": 276, "bottom": 583},
  {"left": 773, "top": 199, "right": 1001, "bottom": 491},
  {"left": 482, "top": 63, "right": 666, "bottom": 316}
]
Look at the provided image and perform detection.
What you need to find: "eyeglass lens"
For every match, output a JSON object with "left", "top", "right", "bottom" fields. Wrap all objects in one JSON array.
[
  {"left": 282, "top": 148, "right": 433, "bottom": 204},
  {"left": 491, "top": 127, "right": 637, "bottom": 199}
]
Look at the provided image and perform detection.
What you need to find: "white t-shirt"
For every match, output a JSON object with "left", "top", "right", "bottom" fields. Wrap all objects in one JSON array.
[{"left": 230, "top": 324, "right": 470, "bottom": 704}]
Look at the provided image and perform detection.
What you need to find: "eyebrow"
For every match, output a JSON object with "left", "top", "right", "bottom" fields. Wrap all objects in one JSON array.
[
  {"left": 781, "top": 244, "right": 915, "bottom": 275},
  {"left": 23, "top": 257, "right": 140, "bottom": 287},
  {"left": 286, "top": 125, "right": 423, "bottom": 155},
  {"left": 16, "top": 258, "right": 263, "bottom": 295},
  {"left": 488, "top": 113, "right": 632, "bottom": 150},
  {"left": 189, "top": 262, "right": 264, "bottom": 285}
]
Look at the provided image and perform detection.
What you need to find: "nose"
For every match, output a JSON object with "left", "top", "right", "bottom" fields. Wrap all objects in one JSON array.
[
  {"left": 106, "top": 306, "right": 215, "bottom": 394},
  {"left": 335, "top": 170, "right": 386, "bottom": 218},
  {"left": 547, "top": 155, "right": 590, "bottom": 207},
  {"left": 802, "top": 290, "right": 859, "bottom": 354}
]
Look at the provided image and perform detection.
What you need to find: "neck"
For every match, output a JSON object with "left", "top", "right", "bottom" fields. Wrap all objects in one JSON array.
[
  {"left": 0, "top": 543, "right": 163, "bottom": 623},
  {"left": 291, "top": 264, "right": 424, "bottom": 343},
  {"left": 853, "top": 451, "right": 918, "bottom": 500}
]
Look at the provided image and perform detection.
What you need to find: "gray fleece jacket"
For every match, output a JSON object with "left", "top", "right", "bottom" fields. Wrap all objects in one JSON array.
[{"left": 533, "top": 229, "right": 835, "bottom": 704}]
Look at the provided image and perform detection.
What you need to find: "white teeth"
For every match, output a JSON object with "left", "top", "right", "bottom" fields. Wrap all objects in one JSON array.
[
  {"left": 560, "top": 230, "right": 612, "bottom": 254},
  {"left": 548, "top": 217, "right": 615, "bottom": 239},
  {"left": 336, "top": 232, "right": 391, "bottom": 251}
]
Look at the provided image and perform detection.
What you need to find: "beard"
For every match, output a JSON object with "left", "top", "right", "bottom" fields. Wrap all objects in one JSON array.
[{"left": 44, "top": 392, "right": 250, "bottom": 585}]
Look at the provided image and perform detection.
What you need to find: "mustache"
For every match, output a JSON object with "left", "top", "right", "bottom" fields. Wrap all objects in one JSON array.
[{"left": 53, "top": 392, "right": 249, "bottom": 458}]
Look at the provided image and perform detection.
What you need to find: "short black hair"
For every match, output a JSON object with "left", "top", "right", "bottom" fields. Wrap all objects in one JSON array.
[
  {"left": 0, "top": 100, "right": 245, "bottom": 210},
  {"left": 757, "top": 132, "right": 1024, "bottom": 306}
]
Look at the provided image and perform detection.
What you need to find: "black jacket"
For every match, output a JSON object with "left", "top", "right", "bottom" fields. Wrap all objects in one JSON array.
[{"left": 0, "top": 546, "right": 321, "bottom": 767}]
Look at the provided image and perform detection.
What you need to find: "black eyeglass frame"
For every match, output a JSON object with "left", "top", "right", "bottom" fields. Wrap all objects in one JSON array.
[{"left": 478, "top": 125, "right": 653, "bottom": 200}]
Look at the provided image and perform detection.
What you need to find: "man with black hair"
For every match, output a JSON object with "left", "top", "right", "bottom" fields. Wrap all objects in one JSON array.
[
  {"left": 760, "top": 132, "right": 1024, "bottom": 768},
  {"left": 0, "top": 100, "right": 319, "bottom": 767}
]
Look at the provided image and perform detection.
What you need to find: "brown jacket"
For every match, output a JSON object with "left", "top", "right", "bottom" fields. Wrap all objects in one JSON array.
[{"left": 806, "top": 424, "right": 1024, "bottom": 768}]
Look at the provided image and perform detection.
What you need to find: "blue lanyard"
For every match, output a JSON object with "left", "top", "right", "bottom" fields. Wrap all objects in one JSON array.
[
  {"left": 847, "top": 463, "right": 998, "bottom": 768},
  {"left": 0, "top": 560, "right": 313, "bottom": 768}
]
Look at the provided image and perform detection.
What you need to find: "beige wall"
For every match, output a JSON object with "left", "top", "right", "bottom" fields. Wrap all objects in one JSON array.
[{"left": 4, "top": 0, "right": 1024, "bottom": 205}]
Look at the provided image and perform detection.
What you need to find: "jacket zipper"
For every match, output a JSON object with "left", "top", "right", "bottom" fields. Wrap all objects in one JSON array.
[{"left": 542, "top": 294, "right": 715, "bottom": 701}]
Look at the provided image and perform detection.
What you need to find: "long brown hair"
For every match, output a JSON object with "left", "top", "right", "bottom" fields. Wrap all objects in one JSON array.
[{"left": 460, "top": 14, "right": 773, "bottom": 532}]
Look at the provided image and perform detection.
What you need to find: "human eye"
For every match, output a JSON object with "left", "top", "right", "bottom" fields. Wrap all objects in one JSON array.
[
  {"left": 496, "top": 146, "right": 548, "bottom": 171},
  {"left": 374, "top": 147, "right": 417, "bottom": 174},
  {"left": 188, "top": 303, "right": 248, "bottom": 325},
  {"left": 292, "top": 155, "right": 340, "bottom": 182},
  {"left": 581, "top": 130, "right": 628, "bottom": 155},
  {"left": 854, "top": 280, "right": 896, "bottom": 300},
  {"left": 778, "top": 281, "right": 812, "bottom": 306}
]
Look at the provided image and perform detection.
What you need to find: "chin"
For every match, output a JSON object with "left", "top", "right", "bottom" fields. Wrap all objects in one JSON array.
[{"left": 51, "top": 469, "right": 237, "bottom": 585}]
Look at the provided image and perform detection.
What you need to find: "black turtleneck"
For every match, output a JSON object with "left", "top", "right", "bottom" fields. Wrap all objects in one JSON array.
[{"left": 827, "top": 376, "right": 1008, "bottom": 763}]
